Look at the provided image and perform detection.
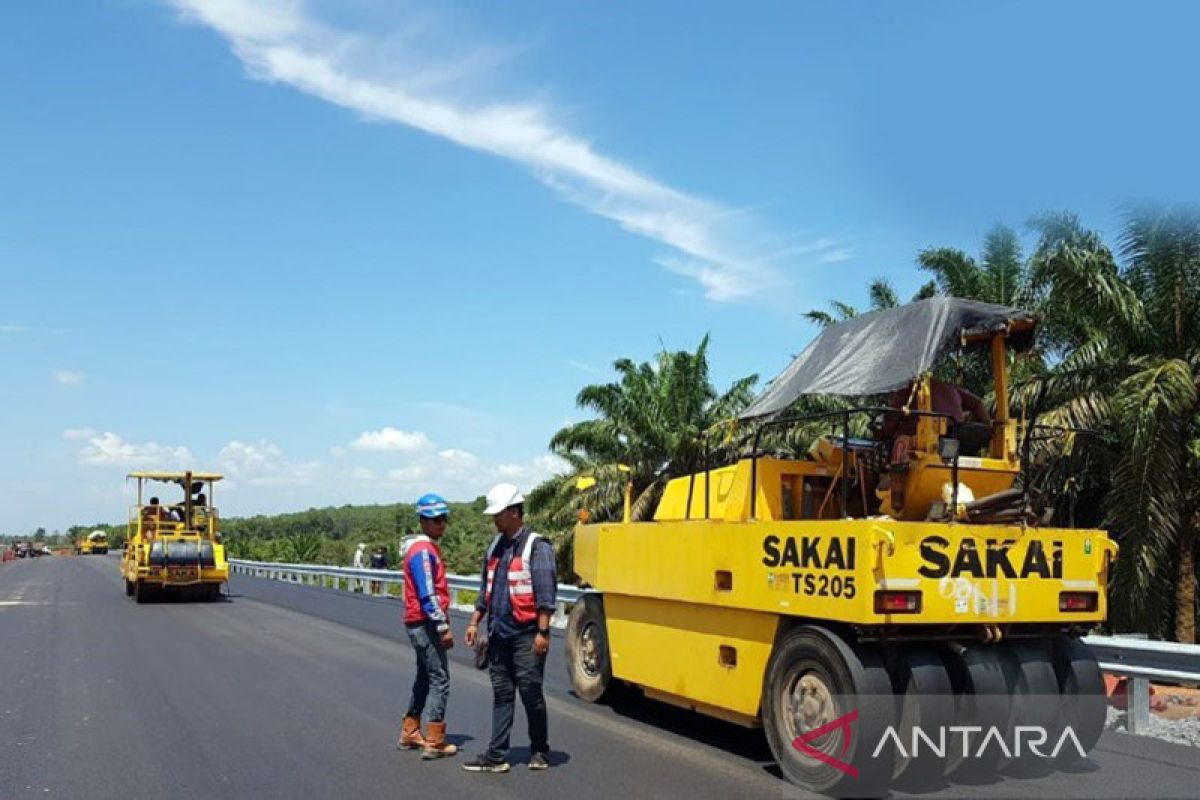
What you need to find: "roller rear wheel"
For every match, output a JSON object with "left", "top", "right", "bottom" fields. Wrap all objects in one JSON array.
[
  {"left": 1002, "top": 640, "right": 1061, "bottom": 777},
  {"left": 888, "top": 645, "right": 955, "bottom": 785},
  {"left": 942, "top": 643, "right": 1013, "bottom": 779},
  {"left": 566, "top": 594, "right": 613, "bottom": 703},
  {"left": 762, "top": 626, "right": 895, "bottom": 797},
  {"left": 1052, "top": 637, "right": 1106, "bottom": 765}
]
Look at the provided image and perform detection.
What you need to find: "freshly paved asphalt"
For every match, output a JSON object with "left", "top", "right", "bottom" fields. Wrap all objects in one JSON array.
[{"left": 1, "top": 554, "right": 1197, "bottom": 799}]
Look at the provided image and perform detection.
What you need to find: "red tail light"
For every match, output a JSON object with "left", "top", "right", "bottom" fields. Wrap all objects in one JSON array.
[
  {"left": 874, "top": 590, "right": 922, "bottom": 614},
  {"left": 1059, "top": 591, "right": 1098, "bottom": 612}
]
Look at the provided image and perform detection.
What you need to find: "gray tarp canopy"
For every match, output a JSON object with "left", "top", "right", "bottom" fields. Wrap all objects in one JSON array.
[{"left": 739, "top": 297, "right": 1037, "bottom": 420}]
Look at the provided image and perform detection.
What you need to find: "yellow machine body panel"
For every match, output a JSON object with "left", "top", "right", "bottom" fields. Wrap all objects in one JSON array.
[
  {"left": 576, "top": 518, "right": 1112, "bottom": 626},
  {"left": 575, "top": 512, "right": 1114, "bottom": 718},
  {"left": 603, "top": 594, "right": 778, "bottom": 719},
  {"left": 656, "top": 458, "right": 851, "bottom": 522}
]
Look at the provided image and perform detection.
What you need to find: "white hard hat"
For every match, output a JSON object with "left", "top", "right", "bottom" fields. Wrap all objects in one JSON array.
[
  {"left": 483, "top": 482, "right": 525, "bottom": 515},
  {"left": 357, "top": 542, "right": 366, "bottom": 549}
]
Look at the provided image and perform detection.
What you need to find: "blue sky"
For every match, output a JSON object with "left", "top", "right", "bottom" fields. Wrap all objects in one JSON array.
[{"left": 3, "top": 0, "right": 1197, "bottom": 533}]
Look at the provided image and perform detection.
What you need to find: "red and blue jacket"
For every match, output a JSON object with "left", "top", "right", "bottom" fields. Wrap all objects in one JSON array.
[{"left": 402, "top": 535, "right": 450, "bottom": 626}]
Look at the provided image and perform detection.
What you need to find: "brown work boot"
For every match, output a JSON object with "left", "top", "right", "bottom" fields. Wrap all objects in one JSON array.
[
  {"left": 397, "top": 715, "right": 426, "bottom": 751},
  {"left": 421, "top": 721, "right": 458, "bottom": 759}
]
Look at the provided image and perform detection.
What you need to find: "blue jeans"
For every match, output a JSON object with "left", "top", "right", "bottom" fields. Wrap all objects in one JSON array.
[
  {"left": 406, "top": 622, "right": 450, "bottom": 723},
  {"left": 486, "top": 630, "right": 548, "bottom": 761}
]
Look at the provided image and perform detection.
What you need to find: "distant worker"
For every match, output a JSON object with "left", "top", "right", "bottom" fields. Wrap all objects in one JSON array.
[
  {"left": 463, "top": 483, "right": 556, "bottom": 773},
  {"left": 370, "top": 545, "right": 387, "bottom": 593},
  {"left": 141, "top": 497, "right": 168, "bottom": 538},
  {"left": 352, "top": 542, "right": 367, "bottom": 592},
  {"left": 192, "top": 493, "right": 209, "bottom": 533},
  {"left": 398, "top": 493, "right": 458, "bottom": 760}
]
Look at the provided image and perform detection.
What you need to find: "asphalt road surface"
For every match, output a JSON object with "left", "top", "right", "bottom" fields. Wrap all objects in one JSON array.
[{"left": 2, "top": 555, "right": 1198, "bottom": 799}]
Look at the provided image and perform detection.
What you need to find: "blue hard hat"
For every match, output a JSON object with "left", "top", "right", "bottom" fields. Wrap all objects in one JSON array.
[{"left": 416, "top": 493, "right": 449, "bottom": 519}]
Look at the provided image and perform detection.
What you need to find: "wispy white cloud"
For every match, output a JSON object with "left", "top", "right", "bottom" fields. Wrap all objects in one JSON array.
[
  {"left": 53, "top": 369, "right": 85, "bottom": 385},
  {"left": 350, "top": 426, "right": 433, "bottom": 452},
  {"left": 218, "top": 439, "right": 320, "bottom": 486},
  {"left": 1, "top": 324, "right": 29, "bottom": 333},
  {"left": 821, "top": 248, "right": 852, "bottom": 263},
  {"left": 62, "top": 427, "right": 96, "bottom": 440},
  {"left": 387, "top": 465, "right": 427, "bottom": 483},
  {"left": 381, "top": 451, "right": 564, "bottom": 493},
  {"left": 162, "top": 0, "right": 831, "bottom": 301},
  {"left": 75, "top": 432, "right": 194, "bottom": 467},
  {"left": 437, "top": 448, "right": 479, "bottom": 468},
  {"left": 345, "top": 431, "right": 564, "bottom": 498}
]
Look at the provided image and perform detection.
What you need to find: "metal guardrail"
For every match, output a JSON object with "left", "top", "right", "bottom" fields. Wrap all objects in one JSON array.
[
  {"left": 1082, "top": 634, "right": 1200, "bottom": 735},
  {"left": 228, "top": 558, "right": 583, "bottom": 627}
]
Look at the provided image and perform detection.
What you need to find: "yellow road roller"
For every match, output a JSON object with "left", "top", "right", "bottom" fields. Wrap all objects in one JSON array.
[
  {"left": 121, "top": 471, "right": 228, "bottom": 602},
  {"left": 78, "top": 530, "right": 108, "bottom": 555},
  {"left": 568, "top": 298, "right": 1116, "bottom": 796}
]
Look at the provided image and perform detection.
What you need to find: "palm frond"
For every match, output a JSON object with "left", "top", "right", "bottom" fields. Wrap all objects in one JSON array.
[
  {"left": 830, "top": 301, "right": 859, "bottom": 321},
  {"left": 980, "top": 223, "right": 1025, "bottom": 306},
  {"left": 911, "top": 280, "right": 939, "bottom": 301},
  {"left": 1105, "top": 359, "right": 1198, "bottom": 635},
  {"left": 868, "top": 278, "right": 899, "bottom": 311},
  {"left": 917, "top": 247, "right": 982, "bottom": 297},
  {"left": 804, "top": 310, "right": 836, "bottom": 328}
]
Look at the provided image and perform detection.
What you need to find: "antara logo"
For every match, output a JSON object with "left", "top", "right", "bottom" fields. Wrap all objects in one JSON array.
[
  {"left": 791, "top": 710, "right": 1088, "bottom": 778},
  {"left": 872, "top": 724, "right": 1087, "bottom": 760}
]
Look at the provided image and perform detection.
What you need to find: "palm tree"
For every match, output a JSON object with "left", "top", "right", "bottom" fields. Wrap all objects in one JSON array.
[
  {"left": 1025, "top": 204, "right": 1200, "bottom": 641},
  {"left": 530, "top": 336, "right": 757, "bottom": 526},
  {"left": 916, "top": 223, "right": 1027, "bottom": 306}
]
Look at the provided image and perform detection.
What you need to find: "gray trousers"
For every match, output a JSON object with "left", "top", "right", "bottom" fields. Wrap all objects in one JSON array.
[
  {"left": 405, "top": 622, "right": 450, "bottom": 723},
  {"left": 486, "top": 630, "right": 548, "bottom": 761}
]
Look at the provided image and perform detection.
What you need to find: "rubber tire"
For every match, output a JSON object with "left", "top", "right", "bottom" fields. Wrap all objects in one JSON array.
[
  {"left": 942, "top": 644, "right": 1014, "bottom": 780},
  {"left": 762, "top": 625, "right": 895, "bottom": 798},
  {"left": 1001, "top": 640, "right": 1061, "bottom": 777},
  {"left": 124, "top": 579, "right": 134, "bottom": 597},
  {"left": 565, "top": 594, "right": 613, "bottom": 703},
  {"left": 1052, "top": 637, "right": 1106, "bottom": 766},
  {"left": 134, "top": 581, "right": 149, "bottom": 604},
  {"left": 888, "top": 645, "right": 955, "bottom": 786}
]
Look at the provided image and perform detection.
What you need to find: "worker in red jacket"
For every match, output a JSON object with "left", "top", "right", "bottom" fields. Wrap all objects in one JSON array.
[{"left": 397, "top": 493, "right": 458, "bottom": 760}]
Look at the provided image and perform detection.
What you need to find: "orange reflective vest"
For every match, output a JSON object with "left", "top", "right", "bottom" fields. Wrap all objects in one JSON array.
[{"left": 483, "top": 531, "right": 542, "bottom": 625}]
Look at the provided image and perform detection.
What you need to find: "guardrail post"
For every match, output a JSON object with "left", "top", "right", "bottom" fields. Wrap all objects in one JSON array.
[{"left": 1129, "top": 676, "right": 1151, "bottom": 735}]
